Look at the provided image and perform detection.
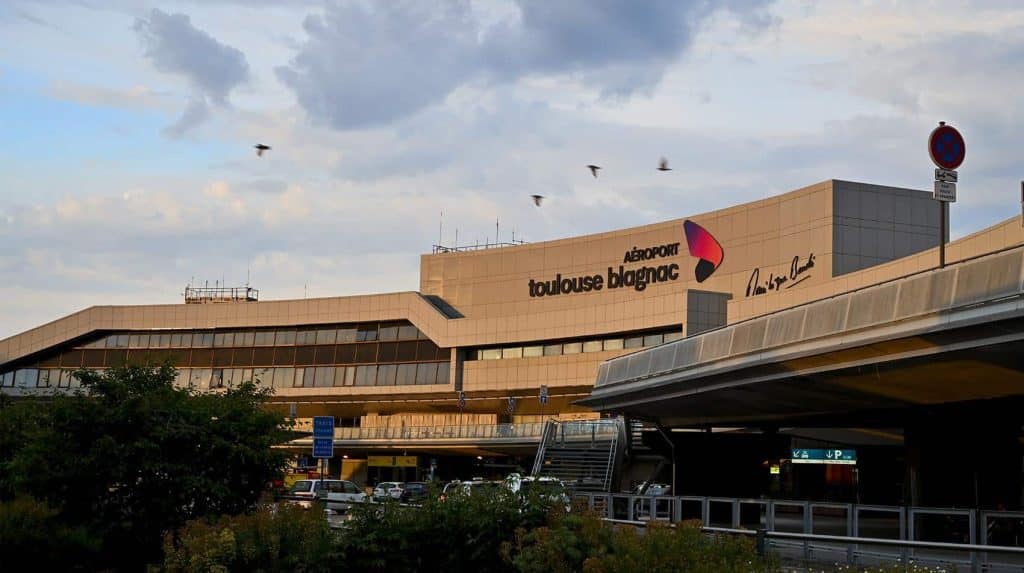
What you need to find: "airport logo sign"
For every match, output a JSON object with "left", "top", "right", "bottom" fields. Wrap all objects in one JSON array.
[{"left": 526, "top": 220, "right": 725, "bottom": 298}]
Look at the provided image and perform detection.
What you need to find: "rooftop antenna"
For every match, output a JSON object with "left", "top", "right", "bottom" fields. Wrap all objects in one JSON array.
[
  {"left": 496, "top": 217, "right": 500, "bottom": 245},
  {"left": 304, "top": 283, "right": 308, "bottom": 299},
  {"left": 439, "top": 210, "right": 443, "bottom": 247}
]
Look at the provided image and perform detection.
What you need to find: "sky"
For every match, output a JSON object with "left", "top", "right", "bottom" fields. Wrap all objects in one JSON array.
[{"left": 1, "top": 0, "right": 1022, "bottom": 338}]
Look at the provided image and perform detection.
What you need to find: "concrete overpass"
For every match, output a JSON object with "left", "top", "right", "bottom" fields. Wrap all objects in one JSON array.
[{"left": 581, "top": 244, "right": 1024, "bottom": 509}]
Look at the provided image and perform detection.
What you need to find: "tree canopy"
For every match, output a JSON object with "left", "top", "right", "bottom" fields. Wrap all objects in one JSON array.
[{"left": 0, "top": 364, "right": 291, "bottom": 570}]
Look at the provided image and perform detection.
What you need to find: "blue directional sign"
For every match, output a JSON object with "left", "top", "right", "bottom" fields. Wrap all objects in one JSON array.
[
  {"left": 539, "top": 385, "right": 549, "bottom": 405},
  {"left": 791, "top": 448, "right": 856, "bottom": 465},
  {"left": 312, "top": 437, "right": 334, "bottom": 459},
  {"left": 312, "top": 416, "right": 334, "bottom": 459}
]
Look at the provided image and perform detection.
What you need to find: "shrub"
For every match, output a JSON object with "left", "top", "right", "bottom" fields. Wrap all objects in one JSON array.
[
  {"left": 162, "top": 503, "right": 334, "bottom": 573},
  {"left": 0, "top": 496, "right": 100, "bottom": 571}
]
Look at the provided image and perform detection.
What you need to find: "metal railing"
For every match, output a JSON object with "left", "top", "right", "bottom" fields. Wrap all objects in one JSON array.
[{"left": 578, "top": 493, "right": 1024, "bottom": 572}]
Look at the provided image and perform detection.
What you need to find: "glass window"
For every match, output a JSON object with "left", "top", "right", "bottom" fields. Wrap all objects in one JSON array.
[
  {"left": 562, "top": 342, "right": 582, "bottom": 355},
  {"left": 155, "top": 334, "right": 171, "bottom": 348},
  {"left": 583, "top": 340, "right": 604, "bottom": 353},
  {"left": 313, "top": 345, "right": 336, "bottom": 365},
  {"left": 82, "top": 350, "right": 105, "bottom": 368},
  {"left": 254, "top": 331, "right": 275, "bottom": 346},
  {"left": 624, "top": 336, "right": 644, "bottom": 349},
  {"left": 417, "top": 329, "right": 430, "bottom": 340},
  {"left": 275, "top": 330, "right": 296, "bottom": 345},
  {"left": 114, "top": 334, "right": 129, "bottom": 348},
  {"left": 272, "top": 368, "right": 294, "bottom": 389},
  {"left": 436, "top": 362, "right": 451, "bottom": 384},
  {"left": 314, "top": 367, "right": 335, "bottom": 387},
  {"left": 416, "top": 341, "right": 439, "bottom": 361},
  {"left": 315, "top": 329, "right": 337, "bottom": 345},
  {"left": 378, "top": 325, "right": 399, "bottom": 341},
  {"left": 241, "top": 368, "right": 254, "bottom": 383},
  {"left": 212, "top": 349, "right": 233, "bottom": 367},
  {"left": 36, "top": 369, "right": 51, "bottom": 388},
  {"left": 396, "top": 364, "right": 417, "bottom": 385},
  {"left": 55, "top": 370, "right": 70, "bottom": 388},
  {"left": 293, "top": 367, "right": 306, "bottom": 388},
  {"left": 355, "top": 344, "right": 377, "bottom": 364},
  {"left": 191, "top": 368, "right": 212, "bottom": 389},
  {"left": 336, "top": 328, "right": 357, "bottom": 343},
  {"left": 170, "top": 333, "right": 191, "bottom": 348},
  {"left": 480, "top": 349, "right": 501, "bottom": 360},
  {"left": 15, "top": 369, "right": 38, "bottom": 387},
  {"left": 194, "top": 332, "right": 214, "bottom": 347},
  {"left": 253, "top": 368, "right": 272, "bottom": 386},
  {"left": 294, "top": 346, "right": 315, "bottom": 365},
  {"left": 523, "top": 346, "right": 543, "bottom": 358},
  {"left": 231, "top": 348, "right": 254, "bottom": 367},
  {"left": 643, "top": 334, "right": 664, "bottom": 347},
  {"left": 128, "top": 334, "right": 141, "bottom": 348},
  {"left": 237, "top": 332, "right": 255, "bottom": 347},
  {"left": 1, "top": 371, "right": 13, "bottom": 387},
  {"left": 377, "top": 342, "right": 397, "bottom": 362},
  {"left": 603, "top": 339, "right": 624, "bottom": 351},
  {"left": 174, "top": 369, "right": 190, "bottom": 389},
  {"left": 296, "top": 330, "right": 315, "bottom": 345},
  {"left": 251, "top": 347, "right": 274, "bottom": 366},
  {"left": 104, "top": 335, "right": 118, "bottom": 349},
  {"left": 415, "top": 362, "right": 438, "bottom": 385},
  {"left": 543, "top": 344, "right": 562, "bottom": 357},
  {"left": 354, "top": 365, "right": 377, "bottom": 386},
  {"left": 213, "top": 332, "right": 233, "bottom": 347},
  {"left": 664, "top": 332, "right": 684, "bottom": 343},
  {"left": 210, "top": 369, "right": 225, "bottom": 389},
  {"left": 273, "top": 347, "right": 296, "bottom": 366},
  {"left": 356, "top": 325, "right": 378, "bottom": 342},
  {"left": 502, "top": 347, "right": 523, "bottom": 359},
  {"left": 395, "top": 342, "right": 417, "bottom": 362},
  {"left": 335, "top": 345, "right": 356, "bottom": 364},
  {"left": 338, "top": 367, "right": 355, "bottom": 387},
  {"left": 302, "top": 368, "right": 315, "bottom": 388},
  {"left": 398, "top": 325, "right": 419, "bottom": 340},
  {"left": 376, "top": 364, "right": 397, "bottom": 386}
]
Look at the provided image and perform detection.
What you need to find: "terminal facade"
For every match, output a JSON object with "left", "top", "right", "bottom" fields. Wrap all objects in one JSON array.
[{"left": 8, "top": 178, "right": 1004, "bottom": 502}]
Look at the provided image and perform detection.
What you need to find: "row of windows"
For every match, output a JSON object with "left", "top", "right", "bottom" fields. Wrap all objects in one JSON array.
[
  {"left": 76, "top": 323, "right": 428, "bottom": 350},
  {"left": 1, "top": 362, "right": 452, "bottom": 390},
  {"left": 31, "top": 341, "right": 450, "bottom": 370},
  {"left": 473, "top": 330, "right": 683, "bottom": 361}
]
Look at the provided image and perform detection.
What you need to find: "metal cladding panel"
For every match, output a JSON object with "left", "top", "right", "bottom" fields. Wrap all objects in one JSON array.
[
  {"left": 595, "top": 363, "right": 610, "bottom": 387},
  {"left": 672, "top": 337, "right": 703, "bottom": 370},
  {"left": 699, "top": 328, "right": 734, "bottom": 362},
  {"left": 764, "top": 307, "right": 808, "bottom": 348},
  {"left": 626, "top": 351, "right": 653, "bottom": 380},
  {"left": 607, "top": 357, "right": 629, "bottom": 385},
  {"left": 894, "top": 269, "right": 955, "bottom": 320},
  {"left": 649, "top": 344, "right": 676, "bottom": 376},
  {"left": 846, "top": 283, "right": 899, "bottom": 330},
  {"left": 952, "top": 251, "right": 1024, "bottom": 307},
  {"left": 730, "top": 317, "right": 768, "bottom": 355},
  {"left": 801, "top": 297, "right": 850, "bottom": 340}
]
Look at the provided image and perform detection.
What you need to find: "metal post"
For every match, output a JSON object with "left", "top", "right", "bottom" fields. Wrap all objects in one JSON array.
[
  {"left": 939, "top": 201, "right": 947, "bottom": 268},
  {"left": 756, "top": 528, "right": 767, "bottom": 557},
  {"left": 656, "top": 424, "right": 676, "bottom": 497}
]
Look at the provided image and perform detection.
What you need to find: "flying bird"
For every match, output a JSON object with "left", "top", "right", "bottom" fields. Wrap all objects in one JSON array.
[
  {"left": 254, "top": 144, "right": 271, "bottom": 157},
  {"left": 531, "top": 194, "right": 545, "bottom": 207},
  {"left": 587, "top": 164, "right": 601, "bottom": 178},
  {"left": 657, "top": 157, "right": 671, "bottom": 171}
]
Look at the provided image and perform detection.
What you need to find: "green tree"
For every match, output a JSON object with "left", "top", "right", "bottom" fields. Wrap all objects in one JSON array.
[{"left": 2, "top": 364, "right": 291, "bottom": 570}]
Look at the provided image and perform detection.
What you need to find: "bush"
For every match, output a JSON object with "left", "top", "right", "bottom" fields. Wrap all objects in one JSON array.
[
  {"left": 162, "top": 504, "right": 334, "bottom": 573},
  {"left": 0, "top": 496, "right": 101, "bottom": 571}
]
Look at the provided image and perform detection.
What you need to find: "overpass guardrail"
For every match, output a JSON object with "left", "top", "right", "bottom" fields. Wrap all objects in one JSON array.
[{"left": 578, "top": 493, "right": 1024, "bottom": 572}]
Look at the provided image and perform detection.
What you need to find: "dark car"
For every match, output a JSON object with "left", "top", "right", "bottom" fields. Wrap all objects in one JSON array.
[{"left": 400, "top": 481, "right": 430, "bottom": 503}]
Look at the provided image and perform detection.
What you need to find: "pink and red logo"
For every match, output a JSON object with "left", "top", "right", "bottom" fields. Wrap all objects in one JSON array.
[{"left": 683, "top": 220, "right": 724, "bottom": 283}]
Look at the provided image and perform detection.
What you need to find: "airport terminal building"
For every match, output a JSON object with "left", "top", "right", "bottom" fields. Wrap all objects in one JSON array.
[{"left": 5, "top": 179, "right": 1024, "bottom": 507}]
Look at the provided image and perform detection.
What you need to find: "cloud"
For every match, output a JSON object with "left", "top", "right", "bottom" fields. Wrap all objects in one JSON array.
[
  {"left": 133, "top": 8, "right": 249, "bottom": 136},
  {"left": 277, "top": 0, "right": 775, "bottom": 130},
  {"left": 50, "top": 80, "right": 168, "bottom": 110},
  {"left": 134, "top": 9, "right": 249, "bottom": 104},
  {"left": 162, "top": 96, "right": 210, "bottom": 138}
]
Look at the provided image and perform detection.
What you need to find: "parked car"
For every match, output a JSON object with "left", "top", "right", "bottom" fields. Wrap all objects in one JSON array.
[
  {"left": 440, "top": 479, "right": 502, "bottom": 500},
  {"left": 506, "top": 474, "right": 570, "bottom": 511},
  {"left": 372, "top": 481, "right": 405, "bottom": 502},
  {"left": 323, "top": 480, "right": 367, "bottom": 512},
  {"left": 400, "top": 482, "right": 430, "bottom": 503},
  {"left": 286, "top": 479, "right": 344, "bottom": 509}
]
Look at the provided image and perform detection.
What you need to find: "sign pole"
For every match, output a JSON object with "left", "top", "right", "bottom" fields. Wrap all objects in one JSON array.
[{"left": 940, "top": 201, "right": 946, "bottom": 268}]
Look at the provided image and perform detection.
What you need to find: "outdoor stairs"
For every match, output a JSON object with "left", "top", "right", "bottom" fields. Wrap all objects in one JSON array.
[{"left": 530, "top": 418, "right": 627, "bottom": 493}]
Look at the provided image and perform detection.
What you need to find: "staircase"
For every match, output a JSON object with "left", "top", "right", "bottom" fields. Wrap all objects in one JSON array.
[{"left": 530, "top": 418, "right": 626, "bottom": 493}]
